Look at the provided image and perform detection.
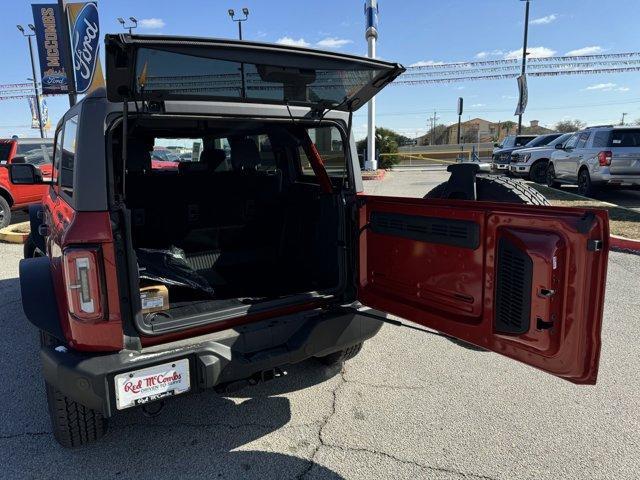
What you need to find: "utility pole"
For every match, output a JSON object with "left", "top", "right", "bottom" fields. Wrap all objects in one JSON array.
[
  {"left": 365, "top": 0, "right": 378, "bottom": 170},
  {"left": 621, "top": 112, "right": 628, "bottom": 125},
  {"left": 430, "top": 110, "right": 439, "bottom": 146},
  {"left": 517, "top": 0, "right": 530, "bottom": 135},
  {"left": 228, "top": 8, "right": 249, "bottom": 99},
  {"left": 17, "top": 24, "right": 44, "bottom": 138}
]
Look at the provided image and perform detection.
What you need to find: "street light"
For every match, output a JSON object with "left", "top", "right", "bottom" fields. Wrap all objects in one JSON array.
[
  {"left": 16, "top": 23, "right": 44, "bottom": 138},
  {"left": 117, "top": 16, "right": 137, "bottom": 34},
  {"left": 228, "top": 7, "right": 249, "bottom": 40},
  {"left": 228, "top": 8, "right": 249, "bottom": 99}
]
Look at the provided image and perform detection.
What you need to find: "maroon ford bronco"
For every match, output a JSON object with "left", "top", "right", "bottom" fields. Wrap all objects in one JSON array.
[{"left": 10, "top": 34, "right": 609, "bottom": 448}]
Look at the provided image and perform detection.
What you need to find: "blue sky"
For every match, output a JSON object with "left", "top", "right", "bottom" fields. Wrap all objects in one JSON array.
[{"left": 2, "top": 0, "right": 640, "bottom": 140}]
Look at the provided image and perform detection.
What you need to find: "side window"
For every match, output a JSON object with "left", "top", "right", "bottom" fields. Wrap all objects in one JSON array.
[
  {"left": 60, "top": 115, "right": 78, "bottom": 197},
  {"left": 52, "top": 128, "right": 63, "bottom": 185},
  {"left": 592, "top": 131, "right": 610, "bottom": 148},
  {"left": 576, "top": 131, "right": 591, "bottom": 149},
  {"left": 564, "top": 133, "right": 580, "bottom": 149},
  {"left": 16, "top": 142, "right": 52, "bottom": 166},
  {"left": 298, "top": 126, "right": 346, "bottom": 178}
]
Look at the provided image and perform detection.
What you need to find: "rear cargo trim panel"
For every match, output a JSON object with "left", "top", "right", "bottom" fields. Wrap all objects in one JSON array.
[{"left": 369, "top": 211, "right": 480, "bottom": 249}]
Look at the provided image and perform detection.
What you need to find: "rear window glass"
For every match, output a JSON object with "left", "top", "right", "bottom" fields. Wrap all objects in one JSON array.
[
  {"left": 17, "top": 142, "right": 53, "bottom": 166},
  {"left": 610, "top": 129, "right": 640, "bottom": 147},
  {"left": 0, "top": 143, "right": 13, "bottom": 163},
  {"left": 136, "top": 48, "right": 386, "bottom": 106}
]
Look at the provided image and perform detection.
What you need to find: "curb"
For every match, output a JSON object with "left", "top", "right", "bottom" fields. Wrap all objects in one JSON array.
[
  {"left": 0, "top": 222, "right": 30, "bottom": 244},
  {"left": 610, "top": 234, "right": 640, "bottom": 253},
  {"left": 362, "top": 169, "right": 386, "bottom": 181}
]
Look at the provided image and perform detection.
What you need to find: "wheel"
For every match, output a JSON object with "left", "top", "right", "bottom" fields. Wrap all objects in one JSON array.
[
  {"left": 425, "top": 175, "right": 550, "bottom": 206},
  {"left": 0, "top": 196, "right": 11, "bottom": 229},
  {"left": 45, "top": 382, "right": 108, "bottom": 448},
  {"left": 577, "top": 168, "right": 595, "bottom": 197},
  {"left": 546, "top": 163, "right": 561, "bottom": 188},
  {"left": 40, "top": 332, "right": 108, "bottom": 448},
  {"left": 529, "top": 160, "right": 548, "bottom": 184},
  {"left": 23, "top": 233, "right": 44, "bottom": 259},
  {"left": 317, "top": 342, "right": 363, "bottom": 366}
]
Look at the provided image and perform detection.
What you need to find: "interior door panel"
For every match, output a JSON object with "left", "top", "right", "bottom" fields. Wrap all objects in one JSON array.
[{"left": 358, "top": 195, "right": 609, "bottom": 384}]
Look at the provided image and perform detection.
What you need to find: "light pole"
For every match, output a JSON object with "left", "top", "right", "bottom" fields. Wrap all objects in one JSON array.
[
  {"left": 228, "top": 8, "right": 249, "bottom": 40},
  {"left": 517, "top": 0, "right": 530, "bottom": 134},
  {"left": 117, "top": 17, "right": 138, "bottom": 34},
  {"left": 228, "top": 8, "right": 249, "bottom": 98},
  {"left": 365, "top": 0, "right": 378, "bottom": 171},
  {"left": 17, "top": 24, "right": 44, "bottom": 138}
]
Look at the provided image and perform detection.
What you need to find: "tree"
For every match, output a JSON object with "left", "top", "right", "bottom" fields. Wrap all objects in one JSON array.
[
  {"left": 423, "top": 124, "right": 448, "bottom": 145},
  {"left": 500, "top": 121, "right": 517, "bottom": 135},
  {"left": 554, "top": 119, "right": 586, "bottom": 133},
  {"left": 356, "top": 127, "right": 403, "bottom": 169}
]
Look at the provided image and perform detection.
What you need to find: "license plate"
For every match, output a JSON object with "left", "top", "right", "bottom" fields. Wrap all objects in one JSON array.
[{"left": 114, "top": 358, "right": 190, "bottom": 410}]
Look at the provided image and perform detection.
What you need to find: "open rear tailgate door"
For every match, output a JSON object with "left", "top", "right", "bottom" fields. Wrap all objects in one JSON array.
[{"left": 105, "top": 34, "right": 405, "bottom": 111}]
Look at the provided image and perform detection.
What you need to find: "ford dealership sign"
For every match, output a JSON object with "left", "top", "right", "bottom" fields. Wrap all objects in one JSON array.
[{"left": 67, "top": 2, "right": 103, "bottom": 94}]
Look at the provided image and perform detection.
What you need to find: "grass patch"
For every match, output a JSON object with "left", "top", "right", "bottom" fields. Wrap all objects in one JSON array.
[{"left": 531, "top": 184, "right": 640, "bottom": 239}]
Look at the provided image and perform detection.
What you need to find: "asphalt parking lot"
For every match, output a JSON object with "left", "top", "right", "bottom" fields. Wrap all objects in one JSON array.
[{"left": 2, "top": 170, "right": 639, "bottom": 479}]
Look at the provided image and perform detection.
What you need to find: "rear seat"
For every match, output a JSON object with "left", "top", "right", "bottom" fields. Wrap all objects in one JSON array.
[{"left": 127, "top": 139, "right": 286, "bottom": 283}]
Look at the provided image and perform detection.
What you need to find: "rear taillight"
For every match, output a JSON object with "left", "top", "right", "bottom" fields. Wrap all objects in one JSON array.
[
  {"left": 63, "top": 247, "right": 105, "bottom": 322},
  {"left": 598, "top": 151, "right": 612, "bottom": 166}
]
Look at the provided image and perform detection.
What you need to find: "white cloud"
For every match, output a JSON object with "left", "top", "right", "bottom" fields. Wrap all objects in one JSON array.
[
  {"left": 502, "top": 95, "right": 517, "bottom": 100},
  {"left": 565, "top": 46, "right": 605, "bottom": 56},
  {"left": 475, "top": 49, "right": 504, "bottom": 59},
  {"left": 138, "top": 18, "right": 165, "bottom": 29},
  {"left": 584, "top": 82, "right": 629, "bottom": 92},
  {"left": 530, "top": 14, "right": 558, "bottom": 25},
  {"left": 276, "top": 36, "right": 310, "bottom": 47},
  {"left": 409, "top": 60, "right": 444, "bottom": 67},
  {"left": 504, "top": 46, "right": 556, "bottom": 59},
  {"left": 316, "top": 37, "right": 353, "bottom": 49},
  {"left": 471, "top": 103, "right": 486, "bottom": 108}
]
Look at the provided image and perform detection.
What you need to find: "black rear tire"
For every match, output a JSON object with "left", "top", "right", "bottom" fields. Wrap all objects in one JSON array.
[
  {"left": 529, "top": 160, "right": 548, "bottom": 184},
  {"left": 546, "top": 164, "right": 561, "bottom": 188},
  {"left": 317, "top": 342, "right": 363, "bottom": 366},
  {"left": 578, "top": 168, "right": 595, "bottom": 197},
  {"left": 45, "top": 382, "right": 108, "bottom": 448},
  {"left": 40, "top": 332, "right": 108, "bottom": 448},
  {"left": 0, "top": 196, "right": 11, "bottom": 229},
  {"left": 425, "top": 175, "right": 550, "bottom": 206}
]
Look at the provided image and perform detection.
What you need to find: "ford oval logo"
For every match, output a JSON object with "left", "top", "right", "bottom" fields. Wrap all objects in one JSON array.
[{"left": 71, "top": 2, "right": 100, "bottom": 94}]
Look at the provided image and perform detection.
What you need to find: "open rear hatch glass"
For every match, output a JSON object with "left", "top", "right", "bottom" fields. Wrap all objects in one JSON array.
[{"left": 105, "top": 34, "right": 405, "bottom": 111}]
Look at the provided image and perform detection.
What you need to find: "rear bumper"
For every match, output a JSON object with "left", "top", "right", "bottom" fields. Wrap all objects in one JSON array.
[
  {"left": 40, "top": 307, "right": 383, "bottom": 417},
  {"left": 594, "top": 173, "right": 640, "bottom": 187}
]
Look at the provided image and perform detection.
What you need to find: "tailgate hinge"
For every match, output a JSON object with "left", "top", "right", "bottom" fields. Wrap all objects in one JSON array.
[{"left": 587, "top": 239, "right": 603, "bottom": 252}]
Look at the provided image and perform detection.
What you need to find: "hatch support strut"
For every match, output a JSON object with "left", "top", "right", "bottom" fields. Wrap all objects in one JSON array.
[{"left": 301, "top": 131, "right": 333, "bottom": 193}]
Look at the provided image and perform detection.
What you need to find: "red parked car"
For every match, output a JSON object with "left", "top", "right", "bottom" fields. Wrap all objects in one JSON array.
[
  {"left": 0, "top": 137, "right": 53, "bottom": 227},
  {"left": 9, "top": 35, "right": 609, "bottom": 448}
]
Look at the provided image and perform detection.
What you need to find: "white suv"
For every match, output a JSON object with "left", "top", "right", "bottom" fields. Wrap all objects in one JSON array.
[{"left": 509, "top": 133, "right": 572, "bottom": 183}]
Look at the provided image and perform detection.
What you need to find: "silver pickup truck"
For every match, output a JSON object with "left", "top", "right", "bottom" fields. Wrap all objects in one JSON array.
[{"left": 509, "top": 133, "right": 572, "bottom": 183}]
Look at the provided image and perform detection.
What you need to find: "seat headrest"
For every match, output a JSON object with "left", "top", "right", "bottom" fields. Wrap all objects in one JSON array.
[
  {"left": 199, "top": 148, "right": 226, "bottom": 171},
  {"left": 178, "top": 161, "right": 208, "bottom": 174},
  {"left": 230, "top": 138, "right": 260, "bottom": 171}
]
